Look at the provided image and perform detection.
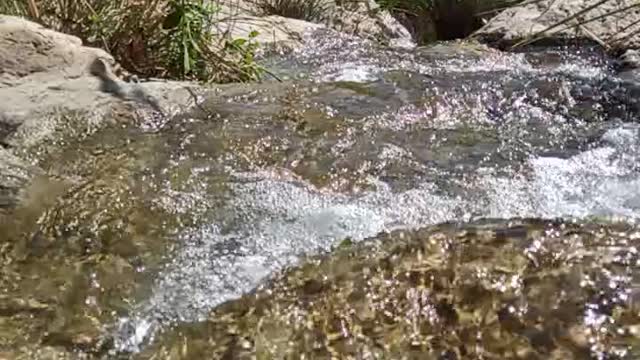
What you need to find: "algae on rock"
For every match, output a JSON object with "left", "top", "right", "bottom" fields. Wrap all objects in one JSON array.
[{"left": 139, "top": 218, "right": 640, "bottom": 359}]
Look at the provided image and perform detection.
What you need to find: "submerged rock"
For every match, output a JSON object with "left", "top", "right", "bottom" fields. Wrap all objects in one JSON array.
[
  {"left": 474, "top": 0, "right": 640, "bottom": 50},
  {"left": 0, "top": 148, "right": 39, "bottom": 211},
  {"left": 0, "top": 113, "right": 194, "bottom": 358},
  {"left": 137, "top": 218, "right": 640, "bottom": 359}
]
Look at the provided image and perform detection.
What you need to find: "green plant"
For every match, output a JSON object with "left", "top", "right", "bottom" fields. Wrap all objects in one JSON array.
[
  {"left": 221, "top": 30, "right": 264, "bottom": 82},
  {"left": 255, "top": 0, "right": 331, "bottom": 22},
  {"left": 159, "top": 0, "right": 264, "bottom": 82},
  {"left": 2, "top": 0, "right": 263, "bottom": 83},
  {"left": 0, "top": 1, "right": 25, "bottom": 15},
  {"left": 161, "top": 0, "right": 218, "bottom": 79}
]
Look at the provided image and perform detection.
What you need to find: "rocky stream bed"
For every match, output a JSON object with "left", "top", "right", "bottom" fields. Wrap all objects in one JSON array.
[{"left": 1, "top": 16, "right": 640, "bottom": 360}]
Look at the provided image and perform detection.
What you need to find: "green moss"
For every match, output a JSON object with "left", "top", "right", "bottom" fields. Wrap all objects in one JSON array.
[{"left": 138, "top": 218, "right": 640, "bottom": 359}]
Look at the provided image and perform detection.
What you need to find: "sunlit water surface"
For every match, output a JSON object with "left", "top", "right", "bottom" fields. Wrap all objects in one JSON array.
[{"left": 112, "top": 30, "right": 640, "bottom": 352}]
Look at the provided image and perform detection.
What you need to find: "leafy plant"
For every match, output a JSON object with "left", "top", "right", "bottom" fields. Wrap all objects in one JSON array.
[
  {"left": 221, "top": 30, "right": 264, "bottom": 82},
  {"left": 161, "top": 0, "right": 218, "bottom": 79},
  {"left": 0, "top": 1, "right": 25, "bottom": 16},
  {"left": 2, "top": 0, "right": 263, "bottom": 83}
]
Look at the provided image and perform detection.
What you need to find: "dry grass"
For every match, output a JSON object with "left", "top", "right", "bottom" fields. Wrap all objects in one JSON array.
[{"left": 252, "top": 0, "right": 332, "bottom": 22}]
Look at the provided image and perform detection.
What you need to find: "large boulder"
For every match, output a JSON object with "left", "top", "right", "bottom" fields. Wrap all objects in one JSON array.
[
  {"left": 0, "top": 15, "right": 112, "bottom": 87},
  {"left": 474, "top": 0, "right": 640, "bottom": 50},
  {"left": 210, "top": 0, "right": 414, "bottom": 49},
  {"left": 0, "top": 16, "right": 194, "bottom": 145},
  {"left": 136, "top": 218, "right": 640, "bottom": 359},
  {"left": 325, "top": 0, "right": 414, "bottom": 48},
  {"left": 213, "top": 13, "right": 326, "bottom": 51}
]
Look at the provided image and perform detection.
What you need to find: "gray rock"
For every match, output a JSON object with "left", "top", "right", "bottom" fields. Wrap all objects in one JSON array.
[
  {"left": 0, "top": 16, "right": 196, "bottom": 148},
  {"left": 474, "top": 0, "right": 640, "bottom": 50},
  {"left": 0, "top": 15, "right": 112, "bottom": 87},
  {"left": 209, "top": 0, "right": 414, "bottom": 50},
  {"left": 324, "top": 0, "right": 414, "bottom": 48},
  {"left": 0, "top": 16, "right": 201, "bottom": 210}
]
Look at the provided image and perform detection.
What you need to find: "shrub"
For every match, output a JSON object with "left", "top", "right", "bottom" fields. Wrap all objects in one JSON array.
[{"left": 1, "top": 0, "right": 263, "bottom": 83}]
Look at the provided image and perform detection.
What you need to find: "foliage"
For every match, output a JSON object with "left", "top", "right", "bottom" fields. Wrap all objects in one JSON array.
[
  {"left": 160, "top": 0, "right": 263, "bottom": 82},
  {"left": 255, "top": 0, "right": 331, "bottom": 22},
  {"left": 1, "top": 0, "right": 263, "bottom": 83},
  {"left": 0, "top": 1, "right": 25, "bottom": 16}
]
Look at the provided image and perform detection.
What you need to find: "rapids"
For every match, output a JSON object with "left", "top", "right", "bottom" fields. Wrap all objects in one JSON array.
[{"left": 106, "top": 30, "right": 640, "bottom": 353}]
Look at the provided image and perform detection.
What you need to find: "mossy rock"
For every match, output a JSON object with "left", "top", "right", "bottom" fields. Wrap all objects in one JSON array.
[{"left": 138, "top": 218, "right": 640, "bottom": 359}]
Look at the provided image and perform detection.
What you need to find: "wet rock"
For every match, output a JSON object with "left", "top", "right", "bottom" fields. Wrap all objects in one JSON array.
[
  {"left": 474, "top": 0, "right": 640, "bottom": 50},
  {"left": 415, "top": 40, "right": 501, "bottom": 61},
  {"left": 615, "top": 49, "right": 640, "bottom": 83},
  {"left": 0, "top": 346, "right": 75, "bottom": 360},
  {"left": 0, "top": 15, "right": 195, "bottom": 149},
  {"left": 619, "top": 49, "right": 640, "bottom": 70},
  {"left": 0, "top": 295, "right": 49, "bottom": 317},
  {"left": 0, "top": 111, "right": 193, "bottom": 358},
  {"left": 137, "top": 219, "right": 640, "bottom": 359},
  {"left": 0, "top": 147, "right": 40, "bottom": 211}
]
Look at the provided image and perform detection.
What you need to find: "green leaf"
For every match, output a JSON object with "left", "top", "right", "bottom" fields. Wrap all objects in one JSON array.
[{"left": 232, "top": 38, "right": 247, "bottom": 47}]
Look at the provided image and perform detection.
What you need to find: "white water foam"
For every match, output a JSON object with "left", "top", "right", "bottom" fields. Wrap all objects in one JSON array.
[
  {"left": 114, "top": 174, "right": 465, "bottom": 351},
  {"left": 482, "top": 124, "right": 640, "bottom": 219},
  {"left": 114, "top": 123, "right": 640, "bottom": 353}
]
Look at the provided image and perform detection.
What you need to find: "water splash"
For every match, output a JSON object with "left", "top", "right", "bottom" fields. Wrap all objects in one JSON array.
[{"left": 112, "top": 32, "right": 640, "bottom": 353}]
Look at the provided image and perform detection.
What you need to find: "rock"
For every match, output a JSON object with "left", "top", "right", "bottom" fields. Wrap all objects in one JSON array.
[
  {"left": 136, "top": 219, "right": 640, "bottom": 359},
  {"left": 0, "top": 147, "right": 40, "bottom": 211},
  {"left": 0, "top": 346, "right": 75, "bottom": 360},
  {"left": 214, "top": 13, "right": 326, "bottom": 51},
  {"left": 0, "top": 15, "right": 195, "bottom": 148},
  {"left": 0, "top": 15, "right": 113, "bottom": 87},
  {"left": 325, "top": 0, "right": 414, "bottom": 48},
  {"left": 210, "top": 0, "right": 413, "bottom": 50},
  {"left": 474, "top": 0, "right": 640, "bottom": 50},
  {"left": 619, "top": 49, "right": 640, "bottom": 70}
]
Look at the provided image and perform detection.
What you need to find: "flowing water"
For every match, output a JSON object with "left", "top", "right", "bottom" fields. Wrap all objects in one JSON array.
[
  {"left": 2, "top": 29, "right": 640, "bottom": 358},
  {"left": 112, "top": 31, "right": 640, "bottom": 353}
]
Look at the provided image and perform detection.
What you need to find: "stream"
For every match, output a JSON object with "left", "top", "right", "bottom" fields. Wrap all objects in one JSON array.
[
  {"left": 2, "top": 29, "right": 640, "bottom": 358},
  {"left": 114, "top": 31, "right": 640, "bottom": 353}
]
